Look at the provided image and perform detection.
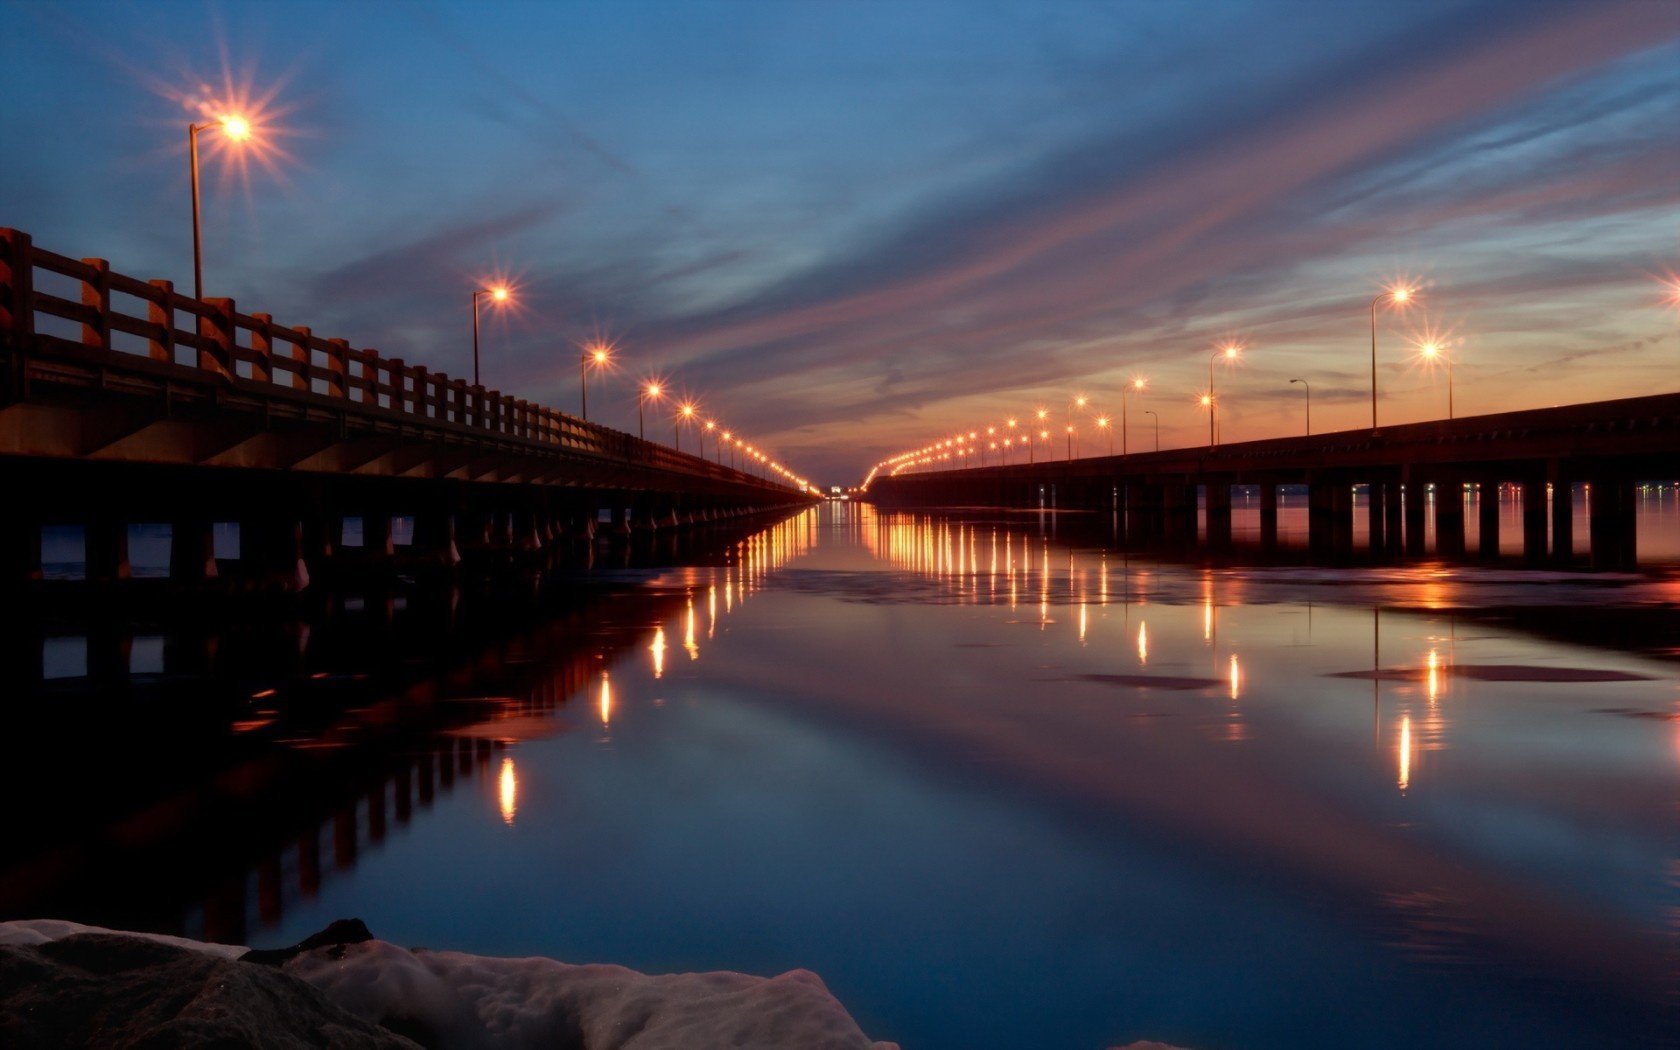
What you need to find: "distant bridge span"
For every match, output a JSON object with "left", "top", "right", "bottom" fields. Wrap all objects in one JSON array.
[
  {"left": 864, "top": 392, "right": 1680, "bottom": 570},
  {"left": 0, "top": 227, "right": 813, "bottom": 587}
]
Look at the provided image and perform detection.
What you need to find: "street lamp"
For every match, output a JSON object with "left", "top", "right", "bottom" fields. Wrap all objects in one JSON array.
[
  {"left": 188, "top": 112, "right": 253, "bottom": 300},
  {"left": 580, "top": 343, "right": 611, "bottom": 421},
  {"left": 1418, "top": 340, "right": 1453, "bottom": 419},
  {"left": 704, "top": 419, "right": 720, "bottom": 462},
  {"left": 1144, "top": 409, "right": 1160, "bottom": 451},
  {"left": 1208, "top": 343, "right": 1239, "bottom": 447},
  {"left": 471, "top": 284, "right": 512, "bottom": 387},
  {"left": 1370, "top": 284, "right": 1416, "bottom": 429},
  {"left": 1289, "top": 378, "right": 1310, "bottom": 435},
  {"left": 1095, "top": 415, "right": 1113, "bottom": 456},
  {"left": 1067, "top": 395, "right": 1088, "bottom": 460},
  {"left": 1033, "top": 408, "right": 1047, "bottom": 465},
  {"left": 639, "top": 381, "right": 663, "bottom": 441},
  {"left": 1121, "top": 376, "right": 1145, "bottom": 456},
  {"left": 675, "top": 401, "right": 697, "bottom": 451}
]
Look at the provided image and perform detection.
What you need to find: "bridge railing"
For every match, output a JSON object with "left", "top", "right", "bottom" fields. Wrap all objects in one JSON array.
[{"left": 0, "top": 227, "right": 784, "bottom": 489}]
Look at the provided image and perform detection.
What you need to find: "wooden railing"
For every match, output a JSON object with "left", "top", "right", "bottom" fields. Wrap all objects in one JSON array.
[{"left": 0, "top": 227, "right": 790, "bottom": 489}]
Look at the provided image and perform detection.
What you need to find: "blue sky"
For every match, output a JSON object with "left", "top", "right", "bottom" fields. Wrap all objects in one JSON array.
[{"left": 3, "top": 0, "right": 1676, "bottom": 483}]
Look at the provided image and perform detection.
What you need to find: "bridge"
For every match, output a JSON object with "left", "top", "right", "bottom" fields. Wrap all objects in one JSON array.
[
  {"left": 0, "top": 228, "right": 814, "bottom": 589},
  {"left": 862, "top": 392, "right": 1680, "bottom": 570}
]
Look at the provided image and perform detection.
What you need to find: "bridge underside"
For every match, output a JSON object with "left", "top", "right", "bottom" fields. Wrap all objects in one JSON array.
[{"left": 865, "top": 392, "right": 1680, "bottom": 571}]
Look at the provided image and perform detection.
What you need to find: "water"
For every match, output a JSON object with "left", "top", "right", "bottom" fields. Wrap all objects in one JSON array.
[{"left": 6, "top": 504, "right": 1678, "bottom": 1048}]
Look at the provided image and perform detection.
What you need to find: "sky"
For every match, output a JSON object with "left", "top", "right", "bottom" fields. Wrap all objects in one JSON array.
[{"left": 3, "top": 0, "right": 1677, "bottom": 485}]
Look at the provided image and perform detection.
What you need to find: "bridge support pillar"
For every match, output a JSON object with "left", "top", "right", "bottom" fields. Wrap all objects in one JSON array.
[
  {"left": 3, "top": 510, "right": 43, "bottom": 587},
  {"left": 1435, "top": 480, "right": 1465, "bottom": 557},
  {"left": 1161, "top": 484, "right": 1194, "bottom": 543},
  {"left": 85, "top": 514, "right": 131, "bottom": 583},
  {"left": 1477, "top": 482, "right": 1501, "bottom": 559},
  {"left": 1403, "top": 481, "right": 1427, "bottom": 556},
  {"left": 1589, "top": 479, "right": 1637, "bottom": 571},
  {"left": 1204, "top": 483, "right": 1232, "bottom": 549},
  {"left": 170, "top": 518, "right": 218, "bottom": 584},
  {"left": 363, "top": 513, "right": 394, "bottom": 558},
  {"left": 412, "top": 511, "right": 461, "bottom": 567},
  {"left": 1366, "top": 483, "right": 1385, "bottom": 552},
  {"left": 245, "top": 518, "right": 310, "bottom": 591},
  {"left": 1124, "top": 485, "right": 1156, "bottom": 540},
  {"left": 1258, "top": 484, "right": 1278, "bottom": 547},
  {"left": 1520, "top": 478, "right": 1548, "bottom": 563},
  {"left": 1382, "top": 482, "right": 1403, "bottom": 556},
  {"left": 1308, "top": 481, "right": 1351, "bottom": 555},
  {"left": 1551, "top": 480, "right": 1575, "bottom": 565}
]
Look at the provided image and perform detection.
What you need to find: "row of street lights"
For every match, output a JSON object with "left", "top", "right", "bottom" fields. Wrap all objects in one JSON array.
[
  {"left": 181, "top": 105, "right": 809, "bottom": 491},
  {"left": 881, "top": 281, "right": 1467, "bottom": 475}
]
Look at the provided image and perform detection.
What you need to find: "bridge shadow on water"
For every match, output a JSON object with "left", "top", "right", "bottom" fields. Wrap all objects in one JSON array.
[{"left": 0, "top": 510, "right": 810, "bottom": 945}]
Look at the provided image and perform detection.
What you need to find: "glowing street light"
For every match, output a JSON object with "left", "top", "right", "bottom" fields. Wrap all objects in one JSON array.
[
  {"left": 1207, "top": 343, "right": 1240, "bottom": 447},
  {"left": 639, "top": 381, "right": 664, "bottom": 441},
  {"left": 188, "top": 112, "right": 254, "bottom": 300},
  {"left": 1289, "top": 377, "right": 1310, "bottom": 435},
  {"left": 471, "top": 283, "right": 512, "bottom": 387},
  {"left": 1418, "top": 339, "right": 1454, "bottom": 419},
  {"left": 1121, "top": 377, "right": 1145, "bottom": 456},
  {"left": 1095, "top": 415, "right": 1113, "bottom": 456},
  {"left": 675, "top": 400, "right": 698, "bottom": 451},
  {"left": 580, "top": 343, "right": 611, "bottom": 421},
  {"left": 1370, "top": 283, "right": 1417, "bottom": 429}
]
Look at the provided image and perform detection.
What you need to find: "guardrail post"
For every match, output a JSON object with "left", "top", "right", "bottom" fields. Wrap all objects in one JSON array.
[
  {"left": 360, "top": 348, "right": 380, "bottom": 407},
  {"left": 249, "top": 312, "right": 274, "bottom": 382},
  {"left": 79, "top": 257, "right": 111, "bottom": 351},
  {"left": 146, "top": 280, "right": 176, "bottom": 362},
  {"left": 201, "top": 297, "right": 236, "bottom": 376},
  {"left": 0, "top": 228, "right": 36, "bottom": 348},
  {"left": 327, "top": 338, "right": 350, "bottom": 398},
  {"left": 289, "top": 326, "right": 312, "bottom": 391}
]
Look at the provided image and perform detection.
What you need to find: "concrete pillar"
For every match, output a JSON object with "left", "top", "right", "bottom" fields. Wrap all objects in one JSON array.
[
  {"left": 1258, "top": 484, "right": 1278, "bottom": 547},
  {"left": 245, "top": 517, "right": 310, "bottom": 591},
  {"left": 1307, "top": 481, "right": 1334, "bottom": 555},
  {"left": 85, "top": 514, "right": 131, "bottom": 582},
  {"left": 170, "top": 518, "right": 218, "bottom": 583},
  {"left": 1551, "top": 480, "right": 1575, "bottom": 564},
  {"left": 363, "top": 512, "right": 394, "bottom": 557},
  {"left": 1589, "top": 478, "right": 1637, "bottom": 571},
  {"left": 3, "top": 509, "right": 43, "bottom": 587},
  {"left": 1204, "top": 482, "right": 1232, "bottom": 549},
  {"left": 1477, "top": 482, "right": 1501, "bottom": 559},
  {"left": 412, "top": 511, "right": 461, "bottom": 566},
  {"left": 1366, "top": 483, "right": 1386, "bottom": 551},
  {"left": 1435, "top": 479, "right": 1465, "bottom": 557},
  {"left": 1520, "top": 478, "right": 1548, "bottom": 563},
  {"left": 1161, "top": 484, "right": 1194, "bottom": 542}
]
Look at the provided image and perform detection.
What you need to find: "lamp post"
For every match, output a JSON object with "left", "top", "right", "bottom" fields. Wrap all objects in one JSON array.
[
  {"left": 1289, "top": 378, "right": 1310, "bottom": 435},
  {"left": 1370, "top": 285, "right": 1415, "bottom": 429},
  {"left": 676, "top": 402, "right": 697, "bottom": 451},
  {"left": 1032, "top": 409, "right": 1047, "bottom": 464},
  {"left": 1207, "top": 343, "right": 1239, "bottom": 447},
  {"left": 639, "top": 381, "right": 663, "bottom": 441},
  {"left": 1419, "top": 341, "right": 1453, "bottom": 419},
  {"left": 1096, "top": 416, "right": 1113, "bottom": 456},
  {"left": 1067, "top": 395, "right": 1088, "bottom": 460},
  {"left": 188, "top": 113, "right": 253, "bottom": 300},
  {"left": 1121, "top": 377, "right": 1145, "bottom": 456},
  {"left": 704, "top": 420, "right": 719, "bottom": 462},
  {"left": 1145, "top": 409, "right": 1159, "bottom": 451},
  {"left": 580, "top": 344, "right": 610, "bottom": 421},
  {"left": 471, "top": 284, "right": 511, "bottom": 387}
]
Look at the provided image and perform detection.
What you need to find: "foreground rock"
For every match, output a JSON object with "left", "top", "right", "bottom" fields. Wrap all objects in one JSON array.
[
  {"left": 0, "top": 920, "right": 898, "bottom": 1049},
  {"left": 0, "top": 933, "right": 418, "bottom": 1049}
]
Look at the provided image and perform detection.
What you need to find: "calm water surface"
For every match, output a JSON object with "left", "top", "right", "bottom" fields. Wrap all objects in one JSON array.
[{"left": 11, "top": 503, "right": 1680, "bottom": 1049}]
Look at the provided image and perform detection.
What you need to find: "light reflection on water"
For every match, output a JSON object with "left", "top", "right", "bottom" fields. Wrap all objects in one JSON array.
[
  {"left": 14, "top": 504, "right": 1680, "bottom": 1049},
  {"left": 217, "top": 503, "right": 1679, "bottom": 1049}
]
